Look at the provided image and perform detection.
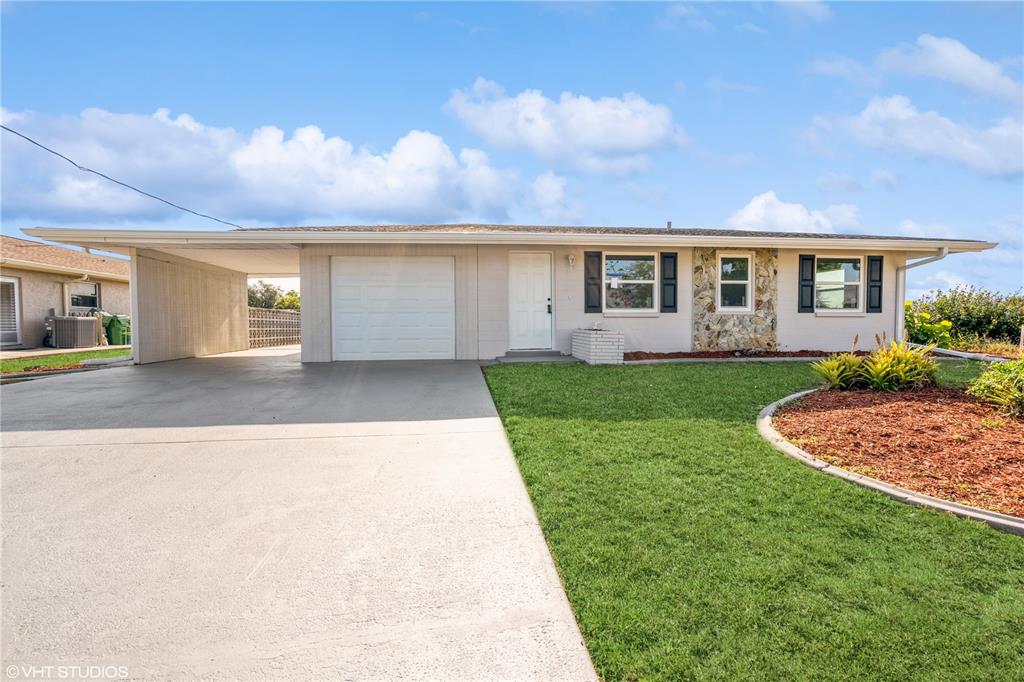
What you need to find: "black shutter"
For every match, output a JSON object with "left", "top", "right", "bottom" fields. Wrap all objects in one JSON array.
[
  {"left": 866, "top": 255, "right": 883, "bottom": 313},
  {"left": 660, "top": 252, "right": 678, "bottom": 313},
  {"left": 584, "top": 251, "right": 602, "bottom": 313},
  {"left": 798, "top": 255, "right": 815, "bottom": 313}
]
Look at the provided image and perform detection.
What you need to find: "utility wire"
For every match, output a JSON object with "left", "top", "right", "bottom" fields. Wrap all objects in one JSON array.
[{"left": 1, "top": 123, "right": 244, "bottom": 229}]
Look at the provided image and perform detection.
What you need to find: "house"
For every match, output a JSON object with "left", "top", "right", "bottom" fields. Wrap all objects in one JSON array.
[
  {"left": 23, "top": 225, "right": 995, "bottom": 364},
  {"left": 0, "top": 235, "right": 131, "bottom": 348}
]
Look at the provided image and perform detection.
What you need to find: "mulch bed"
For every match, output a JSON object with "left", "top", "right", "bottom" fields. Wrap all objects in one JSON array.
[
  {"left": 775, "top": 388, "right": 1024, "bottom": 518},
  {"left": 1, "top": 364, "right": 84, "bottom": 374},
  {"left": 625, "top": 349, "right": 871, "bottom": 361}
]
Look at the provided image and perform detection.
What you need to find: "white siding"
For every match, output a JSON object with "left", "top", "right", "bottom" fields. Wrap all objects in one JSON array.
[
  {"left": 776, "top": 249, "right": 905, "bottom": 352},
  {"left": 133, "top": 249, "right": 248, "bottom": 364}
]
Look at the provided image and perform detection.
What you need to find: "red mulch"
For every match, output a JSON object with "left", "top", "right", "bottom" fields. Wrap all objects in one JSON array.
[
  {"left": 2, "top": 364, "right": 84, "bottom": 375},
  {"left": 625, "top": 349, "right": 871, "bottom": 361},
  {"left": 775, "top": 388, "right": 1024, "bottom": 518}
]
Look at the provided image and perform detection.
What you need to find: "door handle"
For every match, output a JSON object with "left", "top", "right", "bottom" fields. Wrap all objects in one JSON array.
[{"left": 547, "top": 303, "right": 552, "bottom": 314}]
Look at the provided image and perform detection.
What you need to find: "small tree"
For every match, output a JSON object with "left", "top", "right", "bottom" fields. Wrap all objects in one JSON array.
[
  {"left": 248, "top": 281, "right": 282, "bottom": 309},
  {"left": 276, "top": 290, "right": 301, "bottom": 311}
]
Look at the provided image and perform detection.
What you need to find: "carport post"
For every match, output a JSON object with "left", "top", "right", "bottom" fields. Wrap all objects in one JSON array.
[{"left": 129, "top": 246, "right": 141, "bottom": 364}]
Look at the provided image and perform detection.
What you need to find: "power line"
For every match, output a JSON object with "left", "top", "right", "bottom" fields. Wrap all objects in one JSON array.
[{"left": 1, "top": 123, "right": 244, "bottom": 229}]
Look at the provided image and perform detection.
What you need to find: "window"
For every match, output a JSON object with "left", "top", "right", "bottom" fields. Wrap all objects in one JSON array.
[
  {"left": 717, "top": 253, "right": 752, "bottom": 313},
  {"left": 69, "top": 282, "right": 99, "bottom": 311},
  {"left": 815, "top": 257, "right": 862, "bottom": 311},
  {"left": 603, "top": 254, "right": 656, "bottom": 312}
]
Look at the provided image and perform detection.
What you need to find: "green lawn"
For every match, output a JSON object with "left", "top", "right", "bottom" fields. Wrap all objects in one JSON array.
[
  {"left": 484, "top": 360, "right": 1022, "bottom": 681},
  {"left": 0, "top": 348, "right": 131, "bottom": 373}
]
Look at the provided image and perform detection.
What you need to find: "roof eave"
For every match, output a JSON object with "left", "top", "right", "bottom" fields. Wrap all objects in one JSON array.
[
  {"left": 0, "top": 257, "right": 130, "bottom": 282},
  {"left": 22, "top": 227, "right": 997, "bottom": 254}
]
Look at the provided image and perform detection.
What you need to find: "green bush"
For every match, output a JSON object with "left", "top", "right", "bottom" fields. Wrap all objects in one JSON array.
[
  {"left": 810, "top": 353, "right": 864, "bottom": 390},
  {"left": 859, "top": 340, "right": 939, "bottom": 391},
  {"left": 812, "top": 338, "right": 938, "bottom": 392},
  {"left": 966, "top": 360, "right": 1024, "bottom": 419},
  {"left": 911, "top": 286, "right": 1024, "bottom": 342},
  {"left": 904, "top": 301, "right": 953, "bottom": 347}
]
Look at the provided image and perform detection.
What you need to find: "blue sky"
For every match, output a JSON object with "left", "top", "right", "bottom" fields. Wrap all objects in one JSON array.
[{"left": 2, "top": 1, "right": 1022, "bottom": 296}]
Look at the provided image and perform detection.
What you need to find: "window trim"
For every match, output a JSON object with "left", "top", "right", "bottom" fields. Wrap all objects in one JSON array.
[
  {"left": 716, "top": 252, "right": 754, "bottom": 314},
  {"left": 68, "top": 281, "right": 100, "bottom": 313},
  {"left": 602, "top": 252, "right": 659, "bottom": 315},
  {"left": 813, "top": 254, "right": 864, "bottom": 314}
]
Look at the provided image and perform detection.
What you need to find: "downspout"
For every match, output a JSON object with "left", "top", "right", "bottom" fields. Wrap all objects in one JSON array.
[{"left": 896, "top": 247, "right": 948, "bottom": 341}]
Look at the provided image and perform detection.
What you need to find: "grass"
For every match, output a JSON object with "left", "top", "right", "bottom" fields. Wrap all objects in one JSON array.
[
  {"left": 0, "top": 348, "right": 131, "bottom": 373},
  {"left": 484, "top": 360, "right": 1023, "bottom": 681}
]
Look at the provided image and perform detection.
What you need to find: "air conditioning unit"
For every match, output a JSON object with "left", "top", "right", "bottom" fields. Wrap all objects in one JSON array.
[{"left": 46, "top": 316, "right": 97, "bottom": 349}]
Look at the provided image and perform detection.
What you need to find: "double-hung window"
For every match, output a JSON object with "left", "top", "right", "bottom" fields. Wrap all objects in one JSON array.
[
  {"left": 717, "top": 253, "right": 753, "bottom": 313},
  {"left": 814, "top": 257, "right": 862, "bottom": 311},
  {"left": 69, "top": 282, "right": 99, "bottom": 312},
  {"left": 603, "top": 254, "right": 657, "bottom": 312}
]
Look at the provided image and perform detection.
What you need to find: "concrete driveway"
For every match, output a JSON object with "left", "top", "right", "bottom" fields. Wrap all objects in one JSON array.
[{"left": 1, "top": 348, "right": 595, "bottom": 681}]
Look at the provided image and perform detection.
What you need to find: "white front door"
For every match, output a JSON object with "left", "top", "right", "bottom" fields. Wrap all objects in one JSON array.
[
  {"left": 331, "top": 256, "right": 455, "bottom": 360},
  {"left": 508, "top": 252, "right": 552, "bottom": 350}
]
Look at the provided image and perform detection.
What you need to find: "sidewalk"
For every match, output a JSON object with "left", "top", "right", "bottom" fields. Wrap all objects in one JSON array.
[{"left": 0, "top": 345, "right": 131, "bottom": 360}]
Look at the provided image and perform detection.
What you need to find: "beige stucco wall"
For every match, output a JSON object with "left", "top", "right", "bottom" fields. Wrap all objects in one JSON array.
[
  {"left": 132, "top": 249, "right": 248, "bottom": 364},
  {"left": 299, "top": 243, "right": 694, "bottom": 361},
  {"left": 0, "top": 266, "right": 130, "bottom": 347},
  {"left": 776, "top": 249, "right": 905, "bottom": 352}
]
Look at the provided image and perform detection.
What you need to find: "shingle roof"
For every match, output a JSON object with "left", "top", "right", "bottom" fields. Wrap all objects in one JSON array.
[
  {"left": 236, "top": 223, "right": 983, "bottom": 242},
  {"left": 0, "top": 235, "right": 130, "bottom": 278}
]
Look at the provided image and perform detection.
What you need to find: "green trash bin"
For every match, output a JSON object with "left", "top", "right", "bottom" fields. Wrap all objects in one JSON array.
[{"left": 106, "top": 315, "right": 132, "bottom": 346}]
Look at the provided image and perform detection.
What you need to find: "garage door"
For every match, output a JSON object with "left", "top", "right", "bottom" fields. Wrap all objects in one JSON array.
[{"left": 331, "top": 256, "right": 455, "bottom": 360}]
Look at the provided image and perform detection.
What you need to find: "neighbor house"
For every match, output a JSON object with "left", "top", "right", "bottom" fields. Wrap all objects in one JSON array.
[
  {"left": 23, "top": 225, "right": 994, "bottom": 364},
  {"left": 0, "top": 235, "right": 131, "bottom": 348}
]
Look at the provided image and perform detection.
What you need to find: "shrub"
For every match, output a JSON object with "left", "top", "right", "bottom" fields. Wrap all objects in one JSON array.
[
  {"left": 812, "top": 337, "right": 938, "bottom": 392},
  {"left": 811, "top": 353, "right": 864, "bottom": 390},
  {"left": 911, "top": 286, "right": 1024, "bottom": 342},
  {"left": 904, "top": 301, "right": 953, "bottom": 347},
  {"left": 967, "top": 360, "right": 1024, "bottom": 419},
  {"left": 950, "top": 333, "right": 1023, "bottom": 360},
  {"left": 859, "top": 340, "right": 938, "bottom": 391}
]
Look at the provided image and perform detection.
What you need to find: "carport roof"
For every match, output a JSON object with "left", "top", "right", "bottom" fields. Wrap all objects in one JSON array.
[{"left": 22, "top": 224, "right": 996, "bottom": 276}]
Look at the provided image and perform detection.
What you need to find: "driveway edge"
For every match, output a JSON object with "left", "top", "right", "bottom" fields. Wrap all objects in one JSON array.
[{"left": 758, "top": 389, "right": 1024, "bottom": 536}]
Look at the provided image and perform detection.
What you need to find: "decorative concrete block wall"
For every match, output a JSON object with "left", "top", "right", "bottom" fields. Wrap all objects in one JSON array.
[
  {"left": 693, "top": 248, "right": 778, "bottom": 351},
  {"left": 571, "top": 328, "right": 624, "bottom": 365}
]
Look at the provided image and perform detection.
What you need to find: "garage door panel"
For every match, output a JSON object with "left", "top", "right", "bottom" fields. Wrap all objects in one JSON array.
[{"left": 331, "top": 256, "right": 456, "bottom": 361}]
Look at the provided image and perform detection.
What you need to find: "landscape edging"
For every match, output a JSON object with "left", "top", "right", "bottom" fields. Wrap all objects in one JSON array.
[{"left": 757, "top": 388, "right": 1024, "bottom": 536}]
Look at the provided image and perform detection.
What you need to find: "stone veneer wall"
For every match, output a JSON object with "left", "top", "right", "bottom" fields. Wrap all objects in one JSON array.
[{"left": 692, "top": 248, "right": 778, "bottom": 351}]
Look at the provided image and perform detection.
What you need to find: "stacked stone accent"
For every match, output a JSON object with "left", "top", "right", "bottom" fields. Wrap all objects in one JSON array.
[
  {"left": 571, "top": 328, "right": 625, "bottom": 365},
  {"left": 693, "top": 248, "right": 778, "bottom": 351}
]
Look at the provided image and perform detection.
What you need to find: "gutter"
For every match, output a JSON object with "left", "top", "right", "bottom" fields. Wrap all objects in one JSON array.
[
  {"left": 21, "top": 227, "right": 998, "bottom": 254},
  {"left": 896, "top": 247, "right": 948, "bottom": 341}
]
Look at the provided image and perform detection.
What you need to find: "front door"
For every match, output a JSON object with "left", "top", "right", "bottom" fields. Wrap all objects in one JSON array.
[{"left": 508, "top": 253, "right": 552, "bottom": 350}]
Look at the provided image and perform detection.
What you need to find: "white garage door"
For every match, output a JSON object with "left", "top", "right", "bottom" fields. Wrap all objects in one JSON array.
[{"left": 331, "top": 256, "right": 455, "bottom": 360}]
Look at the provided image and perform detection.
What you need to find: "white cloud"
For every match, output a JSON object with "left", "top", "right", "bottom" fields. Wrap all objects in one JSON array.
[
  {"left": 817, "top": 95, "right": 1023, "bottom": 177},
  {"left": 778, "top": 1, "right": 832, "bottom": 22},
  {"left": 877, "top": 34, "right": 1023, "bottom": 103},
  {"left": 658, "top": 4, "right": 714, "bottom": 32},
  {"left": 1, "top": 107, "right": 518, "bottom": 224},
  {"left": 727, "top": 191, "right": 859, "bottom": 233},
  {"left": 816, "top": 172, "right": 863, "bottom": 193},
  {"left": 446, "top": 77, "right": 687, "bottom": 175},
  {"left": 808, "top": 57, "right": 880, "bottom": 86},
  {"left": 871, "top": 168, "right": 900, "bottom": 191},
  {"left": 529, "top": 172, "right": 582, "bottom": 222}
]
